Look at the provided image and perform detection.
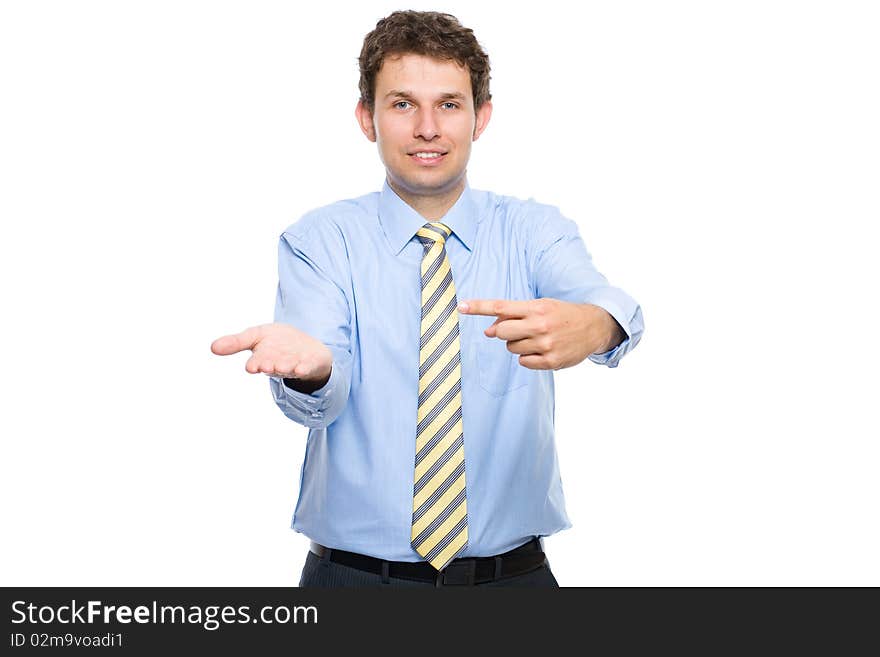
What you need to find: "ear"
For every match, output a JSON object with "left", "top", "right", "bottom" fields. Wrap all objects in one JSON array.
[
  {"left": 355, "top": 100, "right": 377, "bottom": 142},
  {"left": 472, "top": 100, "right": 493, "bottom": 141}
]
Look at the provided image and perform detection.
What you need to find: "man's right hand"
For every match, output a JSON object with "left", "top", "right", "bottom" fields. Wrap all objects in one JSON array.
[{"left": 211, "top": 323, "right": 333, "bottom": 387}]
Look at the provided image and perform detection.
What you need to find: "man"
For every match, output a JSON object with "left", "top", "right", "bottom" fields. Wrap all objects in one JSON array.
[{"left": 211, "top": 10, "right": 644, "bottom": 587}]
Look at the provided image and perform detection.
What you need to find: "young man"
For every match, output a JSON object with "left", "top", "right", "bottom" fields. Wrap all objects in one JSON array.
[{"left": 212, "top": 10, "right": 644, "bottom": 587}]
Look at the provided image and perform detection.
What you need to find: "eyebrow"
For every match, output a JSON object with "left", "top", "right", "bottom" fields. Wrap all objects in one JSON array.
[{"left": 384, "top": 89, "right": 467, "bottom": 102}]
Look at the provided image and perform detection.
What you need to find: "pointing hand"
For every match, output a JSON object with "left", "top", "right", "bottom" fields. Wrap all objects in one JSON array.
[{"left": 458, "top": 298, "right": 625, "bottom": 370}]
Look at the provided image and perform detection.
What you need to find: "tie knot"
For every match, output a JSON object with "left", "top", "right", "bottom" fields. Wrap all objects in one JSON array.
[{"left": 416, "top": 222, "right": 452, "bottom": 248}]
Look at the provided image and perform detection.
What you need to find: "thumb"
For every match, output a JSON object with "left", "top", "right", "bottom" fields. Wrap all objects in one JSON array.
[
  {"left": 211, "top": 326, "right": 264, "bottom": 355},
  {"left": 484, "top": 318, "right": 502, "bottom": 337}
]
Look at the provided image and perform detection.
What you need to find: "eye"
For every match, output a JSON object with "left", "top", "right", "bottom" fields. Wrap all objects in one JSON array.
[
  {"left": 441, "top": 102, "right": 458, "bottom": 109},
  {"left": 394, "top": 101, "right": 411, "bottom": 110}
]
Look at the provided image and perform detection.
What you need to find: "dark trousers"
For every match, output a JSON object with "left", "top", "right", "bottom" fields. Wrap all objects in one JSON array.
[{"left": 298, "top": 546, "right": 561, "bottom": 588}]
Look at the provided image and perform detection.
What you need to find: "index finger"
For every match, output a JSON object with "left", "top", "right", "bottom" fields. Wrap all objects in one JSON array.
[
  {"left": 458, "top": 299, "right": 532, "bottom": 318},
  {"left": 210, "top": 325, "right": 266, "bottom": 355}
]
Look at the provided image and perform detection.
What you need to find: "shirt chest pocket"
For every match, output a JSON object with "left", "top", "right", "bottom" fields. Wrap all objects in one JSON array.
[
  {"left": 463, "top": 245, "right": 534, "bottom": 397},
  {"left": 476, "top": 333, "right": 531, "bottom": 397}
]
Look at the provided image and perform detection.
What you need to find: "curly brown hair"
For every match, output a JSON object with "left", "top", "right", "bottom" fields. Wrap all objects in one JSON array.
[{"left": 358, "top": 10, "right": 492, "bottom": 115}]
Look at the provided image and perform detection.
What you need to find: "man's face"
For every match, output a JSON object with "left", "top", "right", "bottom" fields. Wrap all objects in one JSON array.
[{"left": 356, "top": 53, "right": 492, "bottom": 200}]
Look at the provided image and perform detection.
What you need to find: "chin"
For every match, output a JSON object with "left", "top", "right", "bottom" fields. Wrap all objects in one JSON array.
[
  {"left": 408, "top": 179, "right": 457, "bottom": 196},
  {"left": 396, "top": 168, "right": 463, "bottom": 193}
]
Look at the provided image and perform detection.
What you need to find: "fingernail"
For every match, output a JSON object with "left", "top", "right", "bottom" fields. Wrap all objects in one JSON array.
[{"left": 458, "top": 302, "right": 469, "bottom": 313}]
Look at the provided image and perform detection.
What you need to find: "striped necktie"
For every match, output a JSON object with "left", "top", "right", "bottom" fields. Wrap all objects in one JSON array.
[{"left": 411, "top": 221, "right": 469, "bottom": 571}]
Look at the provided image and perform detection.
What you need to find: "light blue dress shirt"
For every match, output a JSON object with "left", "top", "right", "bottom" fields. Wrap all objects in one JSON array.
[{"left": 270, "top": 178, "right": 644, "bottom": 561}]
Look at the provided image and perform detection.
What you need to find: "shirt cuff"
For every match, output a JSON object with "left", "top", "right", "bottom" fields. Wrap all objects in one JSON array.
[{"left": 271, "top": 361, "right": 339, "bottom": 416}]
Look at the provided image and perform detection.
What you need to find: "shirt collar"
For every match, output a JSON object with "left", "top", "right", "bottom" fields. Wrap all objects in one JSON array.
[{"left": 378, "top": 178, "right": 478, "bottom": 255}]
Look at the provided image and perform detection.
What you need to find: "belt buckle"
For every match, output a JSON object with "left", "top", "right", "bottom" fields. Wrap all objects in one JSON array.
[{"left": 435, "top": 558, "right": 477, "bottom": 587}]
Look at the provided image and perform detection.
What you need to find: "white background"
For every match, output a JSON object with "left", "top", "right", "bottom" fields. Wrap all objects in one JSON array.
[{"left": 1, "top": 0, "right": 877, "bottom": 586}]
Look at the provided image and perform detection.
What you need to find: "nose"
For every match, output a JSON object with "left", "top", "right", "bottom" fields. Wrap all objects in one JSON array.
[{"left": 413, "top": 108, "right": 440, "bottom": 141}]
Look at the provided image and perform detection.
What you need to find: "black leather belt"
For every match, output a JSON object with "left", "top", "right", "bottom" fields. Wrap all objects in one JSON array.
[{"left": 309, "top": 537, "right": 547, "bottom": 586}]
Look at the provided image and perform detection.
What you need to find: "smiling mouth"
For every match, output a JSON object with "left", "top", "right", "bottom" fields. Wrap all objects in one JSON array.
[{"left": 409, "top": 151, "right": 448, "bottom": 161}]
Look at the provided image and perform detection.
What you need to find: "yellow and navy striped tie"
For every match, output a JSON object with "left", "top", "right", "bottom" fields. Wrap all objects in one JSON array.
[{"left": 411, "top": 221, "right": 468, "bottom": 572}]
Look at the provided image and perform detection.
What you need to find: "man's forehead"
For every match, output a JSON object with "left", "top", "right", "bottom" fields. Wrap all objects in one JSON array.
[
  {"left": 378, "top": 53, "right": 468, "bottom": 80},
  {"left": 376, "top": 54, "right": 471, "bottom": 99}
]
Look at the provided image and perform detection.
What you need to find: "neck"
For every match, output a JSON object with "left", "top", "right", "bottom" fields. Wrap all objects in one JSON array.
[{"left": 388, "top": 177, "right": 466, "bottom": 221}]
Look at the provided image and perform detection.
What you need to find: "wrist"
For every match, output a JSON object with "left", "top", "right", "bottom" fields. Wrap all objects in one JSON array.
[
  {"left": 594, "top": 310, "right": 626, "bottom": 354},
  {"left": 283, "top": 367, "right": 332, "bottom": 394}
]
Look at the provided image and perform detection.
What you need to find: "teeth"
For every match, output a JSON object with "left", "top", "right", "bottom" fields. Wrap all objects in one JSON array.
[{"left": 414, "top": 152, "right": 442, "bottom": 159}]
